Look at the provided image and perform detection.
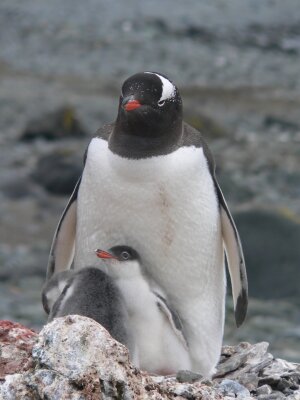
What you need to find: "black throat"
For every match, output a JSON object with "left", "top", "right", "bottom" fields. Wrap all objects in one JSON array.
[{"left": 109, "top": 118, "right": 183, "bottom": 159}]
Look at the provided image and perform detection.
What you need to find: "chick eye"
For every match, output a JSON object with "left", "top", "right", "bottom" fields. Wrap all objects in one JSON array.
[
  {"left": 121, "top": 251, "right": 130, "bottom": 260},
  {"left": 158, "top": 99, "right": 165, "bottom": 107}
]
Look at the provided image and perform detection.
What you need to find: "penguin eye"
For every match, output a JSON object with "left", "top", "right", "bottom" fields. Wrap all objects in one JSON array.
[
  {"left": 121, "top": 251, "right": 130, "bottom": 260},
  {"left": 158, "top": 99, "right": 165, "bottom": 107}
]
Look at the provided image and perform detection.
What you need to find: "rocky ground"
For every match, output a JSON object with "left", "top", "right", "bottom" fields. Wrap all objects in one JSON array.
[
  {"left": 0, "top": 0, "right": 299, "bottom": 363},
  {"left": 1, "top": 317, "right": 300, "bottom": 399}
]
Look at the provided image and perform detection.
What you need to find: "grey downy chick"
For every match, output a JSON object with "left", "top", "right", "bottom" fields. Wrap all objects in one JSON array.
[
  {"left": 96, "top": 245, "right": 191, "bottom": 375},
  {"left": 42, "top": 267, "right": 134, "bottom": 354}
]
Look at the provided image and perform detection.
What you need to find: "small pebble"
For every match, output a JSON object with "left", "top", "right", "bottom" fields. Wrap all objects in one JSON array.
[
  {"left": 173, "top": 383, "right": 194, "bottom": 399},
  {"left": 259, "top": 376, "right": 281, "bottom": 387},
  {"left": 257, "top": 384, "right": 272, "bottom": 395},
  {"left": 277, "top": 378, "right": 293, "bottom": 391},
  {"left": 176, "top": 369, "right": 203, "bottom": 383},
  {"left": 286, "top": 391, "right": 300, "bottom": 400},
  {"left": 258, "top": 392, "right": 285, "bottom": 400},
  {"left": 217, "top": 379, "right": 250, "bottom": 398},
  {"left": 150, "top": 375, "right": 167, "bottom": 384},
  {"left": 284, "top": 388, "right": 295, "bottom": 396}
]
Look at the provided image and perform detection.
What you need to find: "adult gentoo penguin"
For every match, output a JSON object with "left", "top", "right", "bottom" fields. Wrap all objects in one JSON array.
[
  {"left": 42, "top": 267, "right": 134, "bottom": 355},
  {"left": 95, "top": 245, "right": 191, "bottom": 374},
  {"left": 46, "top": 71, "right": 248, "bottom": 377}
]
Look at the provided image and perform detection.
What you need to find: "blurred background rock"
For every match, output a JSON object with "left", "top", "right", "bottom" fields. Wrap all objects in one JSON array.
[{"left": 0, "top": 0, "right": 299, "bottom": 362}]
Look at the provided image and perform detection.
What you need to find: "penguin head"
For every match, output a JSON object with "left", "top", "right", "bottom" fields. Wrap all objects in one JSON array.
[
  {"left": 110, "top": 72, "right": 183, "bottom": 158},
  {"left": 95, "top": 245, "right": 141, "bottom": 278},
  {"left": 95, "top": 245, "right": 140, "bottom": 262}
]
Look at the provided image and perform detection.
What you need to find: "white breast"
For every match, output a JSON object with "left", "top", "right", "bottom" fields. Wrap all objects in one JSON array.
[
  {"left": 75, "top": 137, "right": 225, "bottom": 375},
  {"left": 76, "top": 137, "right": 222, "bottom": 296}
]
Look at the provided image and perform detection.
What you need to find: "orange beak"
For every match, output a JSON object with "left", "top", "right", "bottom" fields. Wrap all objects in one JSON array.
[
  {"left": 124, "top": 99, "right": 141, "bottom": 111},
  {"left": 95, "top": 249, "right": 118, "bottom": 260}
]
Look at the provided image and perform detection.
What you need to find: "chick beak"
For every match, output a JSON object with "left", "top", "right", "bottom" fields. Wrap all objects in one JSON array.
[{"left": 95, "top": 249, "right": 118, "bottom": 260}]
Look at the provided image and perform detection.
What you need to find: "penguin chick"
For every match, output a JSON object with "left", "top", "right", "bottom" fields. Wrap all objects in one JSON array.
[
  {"left": 96, "top": 245, "right": 191, "bottom": 375},
  {"left": 42, "top": 267, "right": 134, "bottom": 354}
]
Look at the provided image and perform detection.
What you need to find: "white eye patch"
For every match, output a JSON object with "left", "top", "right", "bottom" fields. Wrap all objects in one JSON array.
[{"left": 145, "top": 72, "right": 176, "bottom": 102}]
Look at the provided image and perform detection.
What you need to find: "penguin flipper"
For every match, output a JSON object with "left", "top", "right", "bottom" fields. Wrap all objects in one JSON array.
[
  {"left": 46, "top": 123, "right": 113, "bottom": 280},
  {"left": 46, "top": 177, "right": 81, "bottom": 280},
  {"left": 154, "top": 292, "right": 188, "bottom": 349},
  {"left": 215, "top": 181, "right": 248, "bottom": 327},
  {"left": 42, "top": 270, "right": 74, "bottom": 314}
]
